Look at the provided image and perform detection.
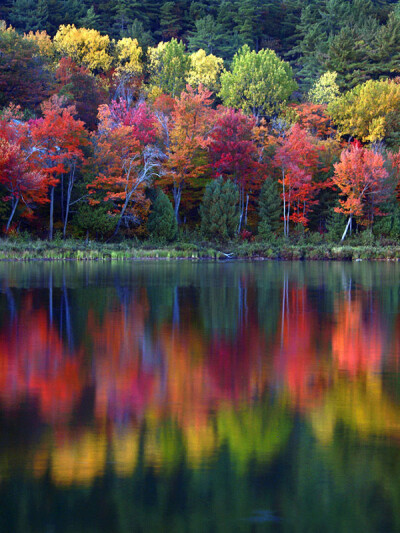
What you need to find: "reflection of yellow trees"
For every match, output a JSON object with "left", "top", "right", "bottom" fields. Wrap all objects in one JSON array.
[
  {"left": 112, "top": 428, "right": 140, "bottom": 476},
  {"left": 33, "top": 431, "right": 108, "bottom": 487},
  {"left": 27, "top": 399, "right": 292, "bottom": 486},
  {"left": 310, "top": 376, "right": 400, "bottom": 444}
]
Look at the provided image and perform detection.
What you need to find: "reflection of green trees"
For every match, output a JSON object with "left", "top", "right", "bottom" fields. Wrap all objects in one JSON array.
[
  {"left": 280, "top": 424, "right": 400, "bottom": 533},
  {"left": 217, "top": 401, "right": 292, "bottom": 473}
]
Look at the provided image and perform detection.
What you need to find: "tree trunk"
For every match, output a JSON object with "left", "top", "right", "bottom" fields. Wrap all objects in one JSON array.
[
  {"left": 341, "top": 215, "right": 352, "bottom": 242},
  {"left": 63, "top": 171, "right": 74, "bottom": 239},
  {"left": 244, "top": 194, "right": 249, "bottom": 227},
  {"left": 6, "top": 197, "right": 19, "bottom": 231},
  {"left": 282, "top": 169, "right": 287, "bottom": 237},
  {"left": 113, "top": 194, "right": 131, "bottom": 237},
  {"left": 49, "top": 186, "right": 55, "bottom": 240},
  {"left": 173, "top": 184, "right": 182, "bottom": 224},
  {"left": 238, "top": 186, "right": 244, "bottom": 233}
]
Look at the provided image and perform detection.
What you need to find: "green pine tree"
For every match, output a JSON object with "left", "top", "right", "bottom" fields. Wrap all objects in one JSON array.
[
  {"left": 73, "top": 203, "right": 117, "bottom": 240},
  {"left": 159, "top": 1, "right": 183, "bottom": 39},
  {"left": 147, "top": 190, "right": 178, "bottom": 241},
  {"left": 127, "top": 18, "right": 154, "bottom": 49},
  {"left": 326, "top": 208, "right": 347, "bottom": 241},
  {"left": 79, "top": 6, "right": 100, "bottom": 29},
  {"left": 188, "top": 15, "right": 226, "bottom": 55},
  {"left": 9, "top": 0, "right": 40, "bottom": 32},
  {"left": 200, "top": 177, "right": 239, "bottom": 241},
  {"left": 257, "top": 177, "right": 281, "bottom": 238},
  {"left": 373, "top": 199, "right": 400, "bottom": 241}
]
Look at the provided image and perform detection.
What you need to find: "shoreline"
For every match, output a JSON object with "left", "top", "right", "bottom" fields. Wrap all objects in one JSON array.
[{"left": 1, "top": 240, "right": 400, "bottom": 261}]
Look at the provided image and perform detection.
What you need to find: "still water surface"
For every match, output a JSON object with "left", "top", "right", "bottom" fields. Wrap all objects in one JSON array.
[{"left": 0, "top": 260, "right": 400, "bottom": 532}]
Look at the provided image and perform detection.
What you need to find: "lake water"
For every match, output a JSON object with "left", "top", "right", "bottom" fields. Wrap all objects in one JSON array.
[{"left": 0, "top": 260, "right": 400, "bottom": 532}]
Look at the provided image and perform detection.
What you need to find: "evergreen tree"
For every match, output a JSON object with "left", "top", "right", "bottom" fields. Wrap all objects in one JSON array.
[
  {"left": 188, "top": 15, "right": 226, "bottom": 55},
  {"left": 73, "top": 203, "right": 117, "bottom": 240},
  {"left": 159, "top": 1, "right": 183, "bottom": 39},
  {"left": 35, "top": 0, "right": 49, "bottom": 32},
  {"left": 257, "top": 177, "right": 281, "bottom": 238},
  {"left": 235, "top": 0, "right": 269, "bottom": 51},
  {"left": 147, "top": 190, "right": 177, "bottom": 241},
  {"left": 200, "top": 177, "right": 239, "bottom": 240},
  {"left": 373, "top": 199, "right": 400, "bottom": 240},
  {"left": 127, "top": 19, "right": 154, "bottom": 49},
  {"left": 326, "top": 208, "right": 347, "bottom": 241},
  {"left": 79, "top": 6, "right": 100, "bottom": 30},
  {"left": 112, "top": 0, "right": 134, "bottom": 38},
  {"left": 9, "top": 0, "right": 44, "bottom": 32}
]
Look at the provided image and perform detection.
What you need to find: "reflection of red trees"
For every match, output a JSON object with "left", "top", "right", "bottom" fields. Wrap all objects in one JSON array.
[
  {"left": 332, "top": 298, "right": 383, "bottom": 376},
  {"left": 274, "top": 287, "right": 330, "bottom": 410},
  {"left": 87, "top": 291, "right": 159, "bottom": 422},
  {"left": 207, "top": 323, "right": 268, "bottom": 404},
  {"left": 0, "top": 294, "right": 82, "bottom": 422},
  {"left": 0, "top": 281, "right": 393, "bottom": 438}
]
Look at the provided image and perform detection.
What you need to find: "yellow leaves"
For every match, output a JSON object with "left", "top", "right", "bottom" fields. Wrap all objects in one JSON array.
[
  {"left": 328, "top": 79, "right": 400, "bottom": 143},
  {"left": 186, "top": 49, "right": 224, "bottom": 92},
  {"left": 115, "top": 37, "right": 143, "bottom": 76},
  {"left": 24, "top": 30, "right": 56, "bottom": 64},
  {"left": 368, "top": 116, "right": 387, "bottom": 143},
  {"left": 54, "top": 24, "right": 112, "bottom": 73},
  {"left": 309, "top": 376, "right": 400, "bottom": 445}
]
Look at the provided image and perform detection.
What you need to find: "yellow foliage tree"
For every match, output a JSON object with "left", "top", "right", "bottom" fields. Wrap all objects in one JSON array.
[
  {"left": 186, "top": 49, "right": 223, "bottom": 93},
  {"left": 113, "top": 37, "right": 143, "bottom": 102},
  {"left": 24, "top": 30, "right": 56, "bottom": 65},
  {"left": 328, "top": 79, "right": 400, "bottom": 143},
  {"left": 54, "top": 24, "right": 112, "bottom": 73},
  {"left": 115, "top": 37, "right": 143, "bottom": 76}
]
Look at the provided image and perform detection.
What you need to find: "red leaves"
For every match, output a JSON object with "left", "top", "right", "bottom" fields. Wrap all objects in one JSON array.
[
  {"left": 0, "top": 112, "right": 47, "bottom": 228},
  {"left": 30, "top": 95, "right": 87, "bottom": 187},
  {"left": 89, "top": 100, "right": 161, "bottom": 231},
  {"left": 274, "top": 124, "right": 321, "bottom": 232},
  {"left": 210, "top": 108, "right": 258, "bottom": 188},
  {"left": 294, "top": 103, "right": 334, "bottom": 139}
]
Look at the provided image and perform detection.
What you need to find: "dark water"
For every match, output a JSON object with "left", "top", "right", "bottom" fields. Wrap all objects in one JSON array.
[{"left": 0, "top": 261, "right": 400, "bottom": 532}]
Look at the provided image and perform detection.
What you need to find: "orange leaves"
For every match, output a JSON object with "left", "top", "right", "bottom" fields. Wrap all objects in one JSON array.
[
  {"left": 158, "top": 85, "right": 215, "bottom": 220},
  {"left": 294, "top": 103, "right": 334, "bottom": 139},
  {"left": 333, "top": 144, "right": 390, "bottom": 224}
]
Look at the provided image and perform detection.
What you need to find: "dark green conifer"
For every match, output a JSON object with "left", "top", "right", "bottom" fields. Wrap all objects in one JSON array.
[
  {"left": 257, "top": 178, "right": 281, "bottom": 238},
  {"left": 200, "top": 177, "right": 239, "bottom": 240},
  {"left": 147, "top": 190, "right": 178, "bottom": 242},
  {"left": 80, "top": 6, "right": 100, "bottom": 29}
]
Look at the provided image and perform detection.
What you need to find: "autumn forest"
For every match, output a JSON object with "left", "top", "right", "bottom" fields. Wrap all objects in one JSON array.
[{"left": 1, "top": 1, "right": 400, "bottom": 246}]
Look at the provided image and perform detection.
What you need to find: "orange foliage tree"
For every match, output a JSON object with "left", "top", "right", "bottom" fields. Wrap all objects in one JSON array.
[
  {"left": 157, "top": 85, "right": 215, "bottom": 223},
  {"left": 333, "top": 143, "right": 391, "bottom": 240},
  {"left": 294, "top": 103, "right": 334, "bottom": 139}
]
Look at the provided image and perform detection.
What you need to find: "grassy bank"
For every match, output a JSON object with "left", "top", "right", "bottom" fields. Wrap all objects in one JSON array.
[{"left": 1, "top": 238, "right": 400, "bottom": 261}]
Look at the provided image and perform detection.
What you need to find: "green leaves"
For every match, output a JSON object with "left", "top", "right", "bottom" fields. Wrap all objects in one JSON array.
[{"left": 219, "top": 45, "right": 297, "bottom": 119}]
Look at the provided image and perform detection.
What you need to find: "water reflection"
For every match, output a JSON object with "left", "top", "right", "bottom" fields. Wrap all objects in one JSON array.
[{"left": 0, "top": 261, "right": 399, "bottom": 532}]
